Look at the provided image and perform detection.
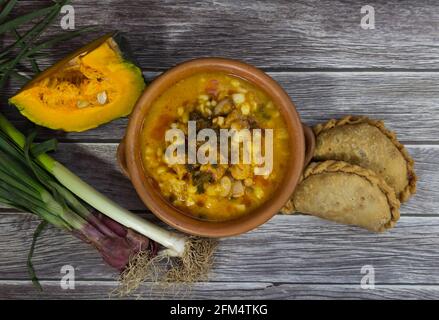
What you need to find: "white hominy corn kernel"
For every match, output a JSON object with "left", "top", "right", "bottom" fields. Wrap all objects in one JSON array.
[
  {"left": 217, "top": 116, "right": 224, "bottom": 126},
  {"left": 244, "top": 178, "right": 253, "bottom": 187},
  {"left": 231, "top": 122, "right": 240, "bottom": 130},
  {"left": 156, "top": 166, "right": 167, "bottom": 174},
  {"left": 211, "top": 100, "right": 217, "bottom": 106},
  {"left": 220, "top": 176, "right": 232, "bottom": 197},
  {"left": 254, "top": 186, "right": 264, "bottom": 199},
  {"left": 232, "top": 180, "right": 245, "bottom": 197},
  {"left": 234, "top": 204, "right": 246, "bottom": 212},
  {"left": 198, "top": 94, "right": 209, "bottom": 101},
  {"left": 231, "top": 79, "right": 240, "bottom": 87},
  {"left": 145, "top": 146, "right": 154, "bottom": 155},
  {"left": 241, "top": 103, "right": 250, "bottom": 115},
  {"left": 188, "top": 185, "right": 197, "bottom": 194},
  {"left": 232, "top": 93, "right": 245, "bottom": 105},
  {"left": 231, "top": 164, "right": 251, "bottom": 180},
  {"left": 213, "top": 117, "right": 223, "bottom": 126},
  {"left": 177, "top": 107, "right": 184, "bottom": 116}
]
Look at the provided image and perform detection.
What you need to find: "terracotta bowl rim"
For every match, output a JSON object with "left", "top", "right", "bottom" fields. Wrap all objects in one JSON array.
[{"left": 124, "top": 57, "right": 305, "bottom": 237}]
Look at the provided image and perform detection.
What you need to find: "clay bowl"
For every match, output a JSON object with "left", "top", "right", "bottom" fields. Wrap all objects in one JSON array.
[{"left": 117, "top": 58, "right": 315, "bottom": 237}]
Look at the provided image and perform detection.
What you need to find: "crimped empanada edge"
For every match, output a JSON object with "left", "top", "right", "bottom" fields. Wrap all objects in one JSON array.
[
  {"left": 313, "top": 115, "right": 417, "bottom": 202},
  {"left": 283, "top": 160, "right": 401, "bottom": 232}
]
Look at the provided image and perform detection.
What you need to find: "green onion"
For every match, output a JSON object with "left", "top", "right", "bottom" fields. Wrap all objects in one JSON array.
[
  {"left": 2, "top": 70, "right": 31, "bottom": 81},
  {"left": 0, "top": 0, "right": 18, "bottom": 24},
  {"left": 0, "top": 4, "right": 56, "bottom": 35},
  {"left": 0, "top": 0, "right": 93, "bottom": 87},
  {"left": 13, "top": 29, "right": 41, "bottom": 73},
  {"left": 0, "top": 115, "right": 155, "bottom": 280},
  {"left": 0, "top": 3, "right": 62, "bottom": 87},
  {"left": 0, "top": 113, "right": 188, "bottom": 256},
  {"left": 0, "top": 113, "right": 216, "bottom": 295},
  {"left": 27, "top": 26, "right": 98, "bottom": 56},
  {"left": 0, "top": 1, "right": 215, "bottom": 294},
  {"left": 27, "top": 220, "right": 47, "bottom": 291}
]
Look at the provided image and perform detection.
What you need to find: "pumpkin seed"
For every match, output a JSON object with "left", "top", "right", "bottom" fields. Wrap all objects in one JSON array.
[
  {"left": 97, "top": 91, "right": 107, "bottom": 105},
  {"left": 76, "top": 100, "right": 89, "bottom": 108}
]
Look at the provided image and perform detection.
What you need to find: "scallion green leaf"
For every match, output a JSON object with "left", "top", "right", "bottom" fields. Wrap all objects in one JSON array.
[
  {"left": 12, "top": 29, "right": 41, "bottom": 73},
  {"left": 30, "top": 138, "right": 58, "bottom": 156},
  {"left": 0, "top": 0, "right": 18, "bottom": 24},
  {"left": 27, "top": 220, "right": 48, "bottom": 291},
  {"left": 0, "top": 5, "right": 56, "bottom": 35}
]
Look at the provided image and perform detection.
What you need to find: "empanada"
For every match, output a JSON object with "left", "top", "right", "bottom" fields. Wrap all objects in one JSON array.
[
  {"left": 313, "top": 116, "right": 416, "bottom": 202},
  {"left": 282, "top": 161, "right": 400, "bottom": 232}
]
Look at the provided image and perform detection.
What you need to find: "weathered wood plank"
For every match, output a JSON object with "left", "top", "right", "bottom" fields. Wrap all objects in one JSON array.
[
  {"left": 1, "top": 215, "right": 439, "bottom": 284},
  {"left": 0, "top": 143, "right": 430, "bottom": 213},
  {"left": 1, "top": 0, "right": 437, "bottom": 300},
  {"left": 49, "top": 143, "right": 145, "bottom": 210},
  {"left": 8, "top": 0, "right": 439, "bottom": 70},
  {"left": 1, "top": 281, "right": 439, "bottom": 299},
  {"left": 0, "top": 143, "right": 433, "bottom": 212},
  {"left": 2, "top": 72, "right": 439, "bottom": 142}
]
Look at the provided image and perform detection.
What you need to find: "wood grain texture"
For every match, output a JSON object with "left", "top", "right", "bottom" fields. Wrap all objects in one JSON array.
[
  {"left": 0, "top": 142, "right": 431, "bottom": 213},
  {"left": 8, "top": 0, "right": 439, "bottom": 70},
  {"left": 2, "top": 281, "right": 439, "bottom": 299},
  {"left": 0, "top": 142, "right": 433, "bottom": 214},
  {"left": 3, "top": 72, "right": 439, "bottom": 142},
  {"left": 2, "top": 0, "right": 439, "bottom": 300},
  {"left": 1, "top": 214, "right": 439, "bottom": 285}
]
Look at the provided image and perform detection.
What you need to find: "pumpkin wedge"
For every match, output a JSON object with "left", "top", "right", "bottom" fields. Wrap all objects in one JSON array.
[{"left": 9, "top": 34, "right": 145, "bottom": 132}]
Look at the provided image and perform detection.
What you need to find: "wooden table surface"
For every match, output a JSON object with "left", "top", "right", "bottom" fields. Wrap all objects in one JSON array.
[{"left": 1, "top": 0, "right": 439, "bottom": 299}]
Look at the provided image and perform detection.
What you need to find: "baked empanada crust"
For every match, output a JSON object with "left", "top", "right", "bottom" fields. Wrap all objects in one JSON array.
[
  {"left": 283, "top": 161, "right": 400, "bottom": 232},
  {"left": 313, "top": 116, "right": 416, "bottom": 202}
]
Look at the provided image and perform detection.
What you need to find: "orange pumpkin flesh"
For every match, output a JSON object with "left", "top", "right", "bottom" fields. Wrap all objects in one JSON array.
[{"left": 9, "top": 35, "right": 145, "bottom": 132}]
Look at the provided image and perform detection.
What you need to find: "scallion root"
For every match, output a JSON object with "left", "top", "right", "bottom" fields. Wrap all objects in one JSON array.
[
  {"left": 113, "top": 237, "right": 217, "bottom": 297},
  {"left": 165, "top": 237, "right": 217, "bottom": 283}
]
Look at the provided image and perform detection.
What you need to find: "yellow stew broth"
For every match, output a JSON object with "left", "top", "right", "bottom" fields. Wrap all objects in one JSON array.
[{"left": 141, "top": 72, "right": 290, "bottom": 221}]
